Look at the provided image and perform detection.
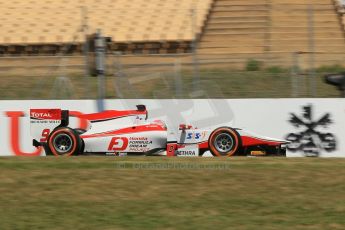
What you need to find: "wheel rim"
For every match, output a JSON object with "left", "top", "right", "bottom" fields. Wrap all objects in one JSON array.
[
  {"left": 53, "top": 133, "right": 73, "bottom": 154},
  {"left": 213, "top": 133, "right": 234, "bottom": 154}
]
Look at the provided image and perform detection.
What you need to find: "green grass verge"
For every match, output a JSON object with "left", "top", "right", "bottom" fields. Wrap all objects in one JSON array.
[
  {"left": 0, "top": 157, "right": 344, "bottom": 229},
  {"left": 0, "top": 69, "right": 341, "bottom": 99}
]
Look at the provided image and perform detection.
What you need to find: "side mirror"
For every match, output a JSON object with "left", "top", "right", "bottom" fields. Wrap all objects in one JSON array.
[
  {"left": 136, "top": 105, "right": 146, "bottom": 111},
  {"left": 324, "top": 73, "right": 345, "bottom": 97}
]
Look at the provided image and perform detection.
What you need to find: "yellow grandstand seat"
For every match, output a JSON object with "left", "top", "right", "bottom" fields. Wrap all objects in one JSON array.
[{"left": 0, "top": 0, "right": 213, "bottom": 49}]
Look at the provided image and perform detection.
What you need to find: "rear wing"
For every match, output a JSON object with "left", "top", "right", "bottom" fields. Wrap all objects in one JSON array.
[
  {"left": 30, "top": 105, "right": 146, "bottom": 144},
  {"left": 30, "top": 109, "right": 69, "bottom": 143}
]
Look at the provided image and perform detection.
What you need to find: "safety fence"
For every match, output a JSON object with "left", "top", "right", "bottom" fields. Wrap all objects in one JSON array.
[{"left": 0, "top": 53, "right": 344, "bottom": 100}]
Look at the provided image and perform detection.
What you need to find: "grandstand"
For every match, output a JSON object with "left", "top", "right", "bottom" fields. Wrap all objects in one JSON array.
[
  {"left": 269, "top": 0, "right": 345, "bottom": 67},
  {"left": 0, "top": 0, "right": 212, "bottom": 55},
  {"left": 0, "top": 0, "right": 344, "bottom": 69},
  {"left": 198, "top": 0, "right": 345, "bottom": 68}
]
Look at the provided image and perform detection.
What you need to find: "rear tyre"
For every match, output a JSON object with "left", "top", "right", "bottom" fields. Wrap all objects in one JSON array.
[
  {"left": 48, "top": 127, "right": 83, "bottom": 156},
  {"left": 208, "top": 127, "right": 241, "bottom": 157}
]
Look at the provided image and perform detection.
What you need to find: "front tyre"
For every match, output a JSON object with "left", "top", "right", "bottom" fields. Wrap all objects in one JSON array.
[
  {"left": 208, "top": 127, "right": 241, "bottom": 157},
  {"left": 48, "top": 127, "right": 83, "bottom": 156}
]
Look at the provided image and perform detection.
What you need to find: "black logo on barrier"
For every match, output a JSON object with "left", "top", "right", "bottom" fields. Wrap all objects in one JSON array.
[{"left": 286, "top": 104, "right": 336, "bottom": 157}]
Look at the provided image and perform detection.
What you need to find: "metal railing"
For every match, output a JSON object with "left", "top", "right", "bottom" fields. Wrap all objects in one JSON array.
[{"left": 0, "top": 52, "right": 344, "bottom": 100}]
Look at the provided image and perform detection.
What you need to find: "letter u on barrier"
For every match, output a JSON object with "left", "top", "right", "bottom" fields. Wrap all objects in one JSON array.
[{"left": 6, "top": 111, "right": 42, "bottom": 156}]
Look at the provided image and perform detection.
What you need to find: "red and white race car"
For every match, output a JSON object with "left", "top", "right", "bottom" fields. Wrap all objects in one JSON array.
[{"left": 30, "top": 105, "right": 288, "bottom": 157}]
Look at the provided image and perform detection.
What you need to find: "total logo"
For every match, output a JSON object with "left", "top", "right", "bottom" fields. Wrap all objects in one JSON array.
[
  {"left": 30, "top": 109, "right": 61, "bottom": 120},
  {"left": 186, "top": 131, "right": 207, "bottom": 140},
  {"left": 30, "top": 112, "right": 53, "bottom": 119}
]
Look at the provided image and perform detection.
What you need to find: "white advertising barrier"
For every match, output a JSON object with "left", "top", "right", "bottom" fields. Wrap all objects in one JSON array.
[{"left": 0, "top": 99, "right": 344, "bottom": 157}]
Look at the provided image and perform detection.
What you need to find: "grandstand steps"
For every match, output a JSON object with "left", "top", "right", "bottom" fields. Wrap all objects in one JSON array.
[
  {"left": 271, "top": 6, "right": 337, "bottom": 11},
  {"left": 271, "top": 6, "right": 335, "bottom": 11},
  {"left": 270, "top": 27, "right": 341, "bottom": 32},
  {"left": 198, "top": 47, "right": 265, "bottom": 54},
  {"left": 199, "top": 40, "right": 266, "bottom": 47},
  {"left": 207, "top": 21, "right": 267, "bottom": 28},
  {"left": 269, "top": 38, "right": 345, "bottom": 45},
  {"left": 273, "top": 0, "right": 329, "bottom": 4},
  {"left": 269, "top": 32, "right": 343, "bottom": 37},
  {"left": 197, "top": 0, "right": 268, "bottom": 57},
  {"left": 202, "top": 31, "right": 343, "bottom": 39},
  {"left": 268, "top": 0, "right": 345, "bottom": 62},
  {"left": 215, "top": 0, "right": 267, "bottom": 6},
  {"left": 270, "top": 14, "right": 339, "bottom": 20},
  {"left": 206, "top": 26, "right": 342, "bottom": 33},
  {"left": 198, "top": 0, "right": 345, "bottom": 68},
  {"left": 202, "top": 32, "right": 265, "bottom": 38},
  {"left": 200, "top": 36, "right": 264, "bottom": 41},
  {"left": 213, "top": 11, "right": 268, "bottom": 17},
  {"left": 210, "top": 16, "right": 268, "bottom": 21},
  {"left": 197, "top": 53, "right": 267, "bottom": 61},
  {"left": 269, "top": 46, "right": 345, "bottom": 53},
  {"left": 206, "top": 27, "right": 266, "bottom": 33},
  {"left": 213, "top": 5, "right": 268, "bottom": 11},
  {"left": 272, "top": 21, "right": 339, "bottom": 26}
]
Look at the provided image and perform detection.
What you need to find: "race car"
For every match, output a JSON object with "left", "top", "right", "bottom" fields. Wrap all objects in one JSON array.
[{"left": 30, "top": 105, "right": 288, "bottom": 157}]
